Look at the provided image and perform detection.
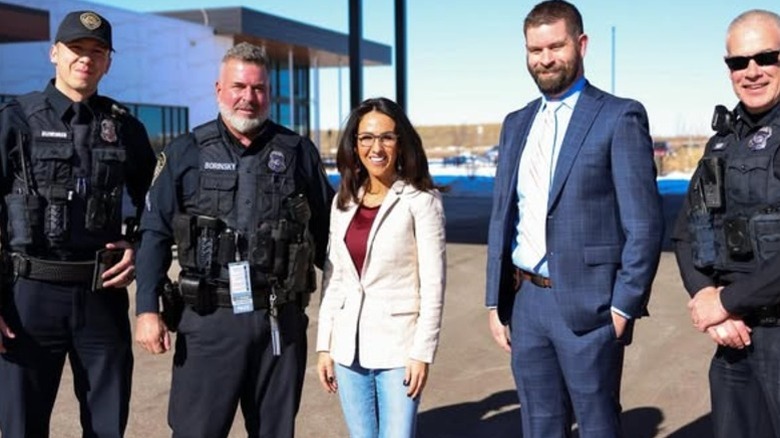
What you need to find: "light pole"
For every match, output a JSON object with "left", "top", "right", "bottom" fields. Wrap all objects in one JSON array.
[
  {"left": 348, "top": 0, "right": 363, "bottom": 109},
  {"left": 611, "top": 25, "right": 616, "bottom": 94}
]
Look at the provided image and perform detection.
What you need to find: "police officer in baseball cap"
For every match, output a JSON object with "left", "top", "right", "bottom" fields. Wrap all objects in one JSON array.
[
  {"left": 0, "top": 9, "right": 155, "bottom": 437},
  {"left": 55, "top": 10, "right": 114, "bottom": 51}
]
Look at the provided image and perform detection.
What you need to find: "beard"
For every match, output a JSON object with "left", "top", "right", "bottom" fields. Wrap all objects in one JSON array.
[
  {"left": 528, "top": 56, "right": 582, "bottom": 96},
  {"left": 219, "top": 102, "right": 268, "bottom": 134}
]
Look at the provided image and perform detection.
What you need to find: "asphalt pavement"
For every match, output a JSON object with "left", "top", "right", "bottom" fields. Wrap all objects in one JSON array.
[{"left": 41, "top": 194, "right": 717, "bottom": 438}]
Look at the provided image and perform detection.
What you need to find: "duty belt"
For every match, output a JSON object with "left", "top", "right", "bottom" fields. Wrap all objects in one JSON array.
[
  {"left": 182, "top": 284, "right": 309, "bottom": 311},
  {"left": 11, "top": 253, "right": 95, "bottom": 283},
  {"left": 182, "top": 282, "right": 272, "bottom": 310},
  {"left": 746, "top": 304, "right": 780, "bottom": 327}
]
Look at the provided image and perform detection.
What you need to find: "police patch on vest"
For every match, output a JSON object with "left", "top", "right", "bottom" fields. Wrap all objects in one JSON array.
[
  {"left": 749, "top": 126, "right": 773, "bottom": 151},
  {"left": 268, "top": 150, "right": 287, "bottom": 173},
  {"left": 100, "top": 118, "right": 117, "bottom": 143},
  {"left": 151, "top": 152, "right": 166, "bottom": 187}
]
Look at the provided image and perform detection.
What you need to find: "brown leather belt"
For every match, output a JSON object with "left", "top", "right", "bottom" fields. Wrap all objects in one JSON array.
[{"left": 514, "top": 267, "right": 552, "bottom": 289}]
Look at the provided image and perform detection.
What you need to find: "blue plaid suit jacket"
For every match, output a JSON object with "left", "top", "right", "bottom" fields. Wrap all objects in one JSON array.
[{"left": 485, "top": 82, "right": 664, "bottom": 333}]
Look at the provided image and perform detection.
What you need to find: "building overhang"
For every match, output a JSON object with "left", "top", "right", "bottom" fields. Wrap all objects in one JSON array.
[
  {"left": 159, "top": 7, "right": 392, "bottom": 67},
  {"left": 0, "top": 2, "right": 49, "bottom": 43}
]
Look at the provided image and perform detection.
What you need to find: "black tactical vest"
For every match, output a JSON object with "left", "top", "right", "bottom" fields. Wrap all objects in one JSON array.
[
  {"left": 173, "top": 121, "right": 315, "bottom": 299},
  {"left": 689, "top": 117, "right": 780, "bottom": 273},
  {"left": 4, "top": 92, "right": 128, "bottom": 258}
]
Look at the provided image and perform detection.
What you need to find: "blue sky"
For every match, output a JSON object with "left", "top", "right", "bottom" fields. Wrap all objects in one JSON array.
[{"left": 88, "top": 0, "right": 779, "bottom": 137}]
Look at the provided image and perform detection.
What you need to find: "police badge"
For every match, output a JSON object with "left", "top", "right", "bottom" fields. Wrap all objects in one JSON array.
[
  {"left": 80, "top": 12, "right": 102, "bottom": 30},
  {"left": 100, "top": 118, "right": 118, "bottom": 143},
  {"left": 268, "top": 150, "right": 287, "bottom": 173},
  {"left": 749, "top": 126, "right": 772, "bottom": 151}
]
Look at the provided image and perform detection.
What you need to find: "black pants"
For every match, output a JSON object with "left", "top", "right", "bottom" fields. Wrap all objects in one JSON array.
[
  {"left": 0, "top": 277, "right": 133, "bottom": 438},
  {"left": 169, "top": 303, "right": 308, "bottom": 438},
  {"left": 710, "top": 325, "right": 780, "bottom": 438}
]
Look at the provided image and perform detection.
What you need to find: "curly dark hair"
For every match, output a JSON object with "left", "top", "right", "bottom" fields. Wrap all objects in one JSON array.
[{"left": 335, "top": 97, "right": 436, "bottom": 210}]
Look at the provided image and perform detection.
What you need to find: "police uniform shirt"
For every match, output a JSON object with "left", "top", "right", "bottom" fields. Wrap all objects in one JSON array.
[
  {"left": 0, "top": 80, "right": 156, "bottom": 258},
  {"left": 673, "top": 101, "right": 780, "bottom": 315},
  {"left": 134, "top": 117, "right": 334, "bottom": 315}
]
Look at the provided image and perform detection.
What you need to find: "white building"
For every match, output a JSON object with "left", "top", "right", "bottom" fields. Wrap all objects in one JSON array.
[{"left": 0, "top": 0, "right": 391, "bottom": 150}]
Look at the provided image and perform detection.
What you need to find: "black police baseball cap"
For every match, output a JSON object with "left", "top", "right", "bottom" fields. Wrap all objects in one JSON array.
[{"left": 55, "top": 10, "right": 113, "bottom": 51}]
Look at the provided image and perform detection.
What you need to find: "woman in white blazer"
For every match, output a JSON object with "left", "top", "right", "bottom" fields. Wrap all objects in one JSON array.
[{"left": 316, "top": 97, "right": 446, "bottom": 438}]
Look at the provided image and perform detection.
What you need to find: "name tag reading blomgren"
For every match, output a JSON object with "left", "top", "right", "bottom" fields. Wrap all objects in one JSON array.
[{"left": 228, "top": 261, "right": 254, "bottom": 314}]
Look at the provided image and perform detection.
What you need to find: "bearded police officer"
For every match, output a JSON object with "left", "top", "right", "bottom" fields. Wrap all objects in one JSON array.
[
  {"left": 673, "top": 9, "right": 780, "bottom": 438},
  {"left": 0, "top": 10, "right": 155, "bottom": 438},
  {"left": 134, "top": 42, "right": 333, "bottom": 437}
]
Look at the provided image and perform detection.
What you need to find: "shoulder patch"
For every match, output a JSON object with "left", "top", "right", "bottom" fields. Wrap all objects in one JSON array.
[
  {"left": 151, "top": 152, "right": 167, "bottom": 187},
  {"left": 110, "top": 103, "right": 129, "bottom": 117}
]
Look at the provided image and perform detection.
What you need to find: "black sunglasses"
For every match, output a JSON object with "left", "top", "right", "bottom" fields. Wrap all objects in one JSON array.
[{"left": 724, "top": 50, "right": 780, "bottom": 71}]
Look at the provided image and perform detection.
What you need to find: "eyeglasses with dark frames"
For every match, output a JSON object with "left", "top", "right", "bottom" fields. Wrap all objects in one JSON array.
[
  {"left": 356, "top": 132, "right": 399, "bottom": 148},
  {"left": 724, "top": 50, "right": 780, "bottom": 71}
]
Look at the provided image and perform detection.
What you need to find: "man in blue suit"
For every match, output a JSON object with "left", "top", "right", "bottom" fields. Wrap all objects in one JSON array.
[{"left": 485, "top": 1, "right": 663, "bottom": 437}]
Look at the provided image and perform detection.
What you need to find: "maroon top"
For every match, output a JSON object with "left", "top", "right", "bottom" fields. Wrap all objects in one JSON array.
[{"left": 345, "top": 204, "right": 380, "bottom": 277}]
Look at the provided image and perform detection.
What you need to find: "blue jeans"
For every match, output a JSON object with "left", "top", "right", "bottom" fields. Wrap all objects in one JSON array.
[{"left": 335, "top": 362, "right": 420, "bottom": 438}]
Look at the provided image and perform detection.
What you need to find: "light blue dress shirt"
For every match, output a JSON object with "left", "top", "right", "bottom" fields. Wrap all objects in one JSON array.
[
  {"left": 512, "top": 76, "right": 586, "bottom": 277},
  {"left": 509, "top": 76, "right": 632, "bottom": 320}
]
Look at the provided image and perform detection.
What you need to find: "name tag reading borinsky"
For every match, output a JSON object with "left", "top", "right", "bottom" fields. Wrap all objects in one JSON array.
[
  {"left": 228, "top": 261, "right": 254, "bottom": 314},
  {"left": 40, "top": 130, "right": 69, "bottom": 139}
]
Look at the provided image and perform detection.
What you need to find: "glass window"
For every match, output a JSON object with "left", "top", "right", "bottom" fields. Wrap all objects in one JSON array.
[
  {"left": 0, "top": 94, "right": 188, "bottom": 152},
  {"left": 269, "top": 61, "right": 279, "bottom": 97},
  {"left": 132, "top": 104, "right": 188, "bottom": 153},
  {"left": 137, "top": 106, "right": 163, "bottom": 150},
  {"left": 278, "top": 70, "right": 290, "bottom": 100},
  {"left": 295, "top": 67, "right": 309, "bottom": 99},
  {"left": 269, "top": 102, "right": 278, "bottom": 124},
  {"left": 296, "top": 103, "right": 309, "bottom": 136},
  {"left": 261, "top": 59, "right": 311, "bottom": 135},
  {"left": 278, "top": 103, "right": 291, "bottom": 127}
]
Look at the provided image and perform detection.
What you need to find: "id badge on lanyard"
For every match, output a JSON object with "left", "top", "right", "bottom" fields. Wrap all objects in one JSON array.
[{"left": 228, "top": 261, "right": 254, "bottom": 314}]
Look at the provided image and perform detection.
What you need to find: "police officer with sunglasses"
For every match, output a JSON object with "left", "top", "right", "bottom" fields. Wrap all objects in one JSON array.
[{"left": 673, "top": 9, "right": 780, "bottom": 438}]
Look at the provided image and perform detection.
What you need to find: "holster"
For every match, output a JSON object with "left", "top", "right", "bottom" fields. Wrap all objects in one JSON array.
[
  {"left": 44, "top": 186, "right": 70, "bottom": 243},
  {"left": 160, "top": 279, "right": 184, "bottom": 331},
  {"left": 699, "top": 157, "right": 724, "bottom": 209},
  {"left": 178, "top": 273, "right": 215, "bottom": 315},
  {"left": 689, "top": 209, "right": 717, "bottom": 269}
]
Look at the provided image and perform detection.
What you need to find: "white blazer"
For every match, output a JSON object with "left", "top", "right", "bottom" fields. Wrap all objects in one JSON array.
[{"left": 316, "top": 180, "right": 446, "bottom": 369}]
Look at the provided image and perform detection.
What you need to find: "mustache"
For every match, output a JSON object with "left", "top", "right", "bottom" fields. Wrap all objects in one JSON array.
[
  {"left": 533, "top": 64, "right": 564, "bottom": 74},
  {"left": 234, "top": 103, "right": 258, "bottom": 111}
]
